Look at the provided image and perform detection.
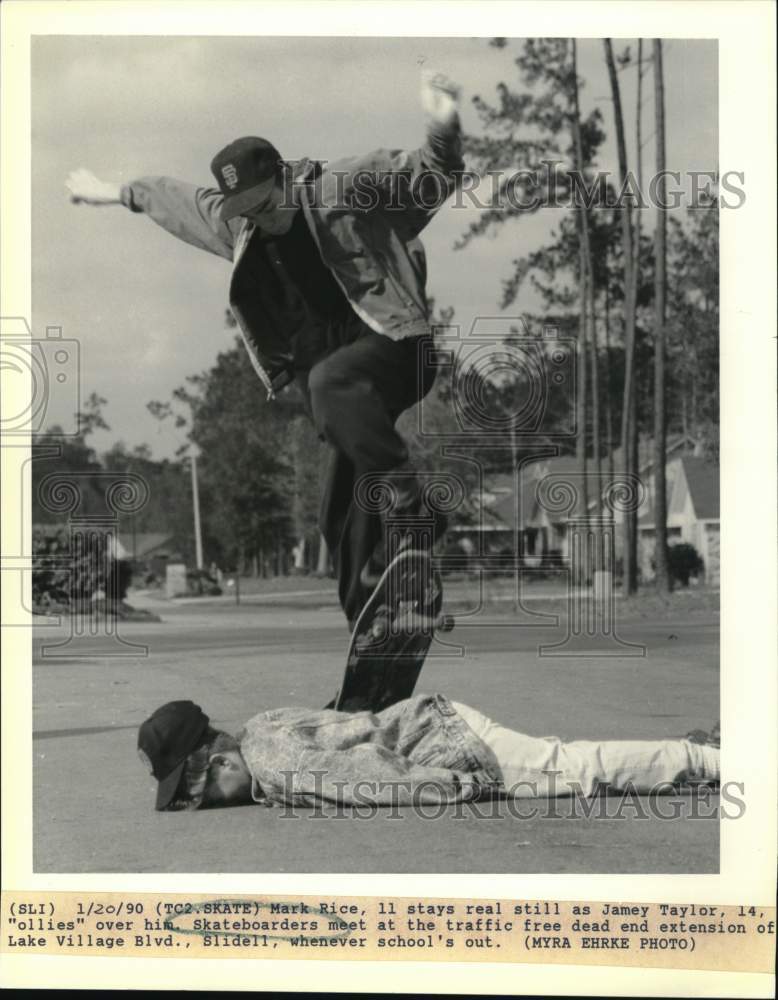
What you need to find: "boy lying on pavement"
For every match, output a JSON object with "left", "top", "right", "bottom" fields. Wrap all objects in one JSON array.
[{"left": 138, "top": 695, "right": 720, "bottom": 810}]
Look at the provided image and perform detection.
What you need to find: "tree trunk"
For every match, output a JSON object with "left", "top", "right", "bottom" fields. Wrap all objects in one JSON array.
[
  {"left": 570, "top": 39, "right": 590, "bottom": 585},
  {"left": 629, "top": 380, "right": 639, "bottom": 583},
  {"left": 293, "top": 536, "right": 306, "bottom": 571},
  {"left": 576, "top": 239, "right": 589, "bottom": 521},
  {"left": 604, "top": 37, "right": 638, "bottom": 594},
  {"left": 316, "top": 532, "right": 330, "bottom": 576},
  {"left": 653, "top": 38, "right": 670, "bottom": 592},
  {"left": 634, "top": 40, "right": 644, "bottom": 275},
  {"left": 589, "top": 293, "right": 602, "bottom": 513},
  {"left": 236, "top": 543, "right": 244, "bottom": 604},
  {"left": 510, "top": 409, "right": 520, "bottom": 612},
  {"left": 630, "top": 41, "right": 643, "bottom": 588},
  {"left": 604, "top": 242, "right": 615, "bottom": 488}
]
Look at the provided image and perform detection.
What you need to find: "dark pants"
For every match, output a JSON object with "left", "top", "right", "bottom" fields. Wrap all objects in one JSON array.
[{"left": 296, "top": 323, "right": 438, "bottom": 627}]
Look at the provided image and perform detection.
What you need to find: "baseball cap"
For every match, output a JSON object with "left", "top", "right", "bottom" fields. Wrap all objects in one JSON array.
[
  {"left": 137, "top": 700, "right": 210, "bottom": 810},
  {"left": 211, "top": 137, "right": 284, "bottom": 222}
]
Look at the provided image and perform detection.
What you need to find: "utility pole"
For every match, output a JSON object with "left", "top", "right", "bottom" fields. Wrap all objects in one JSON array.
[
  {"left": 316, "top": 533, "right": 329, "bottom": 576},
  {"left": 604, "top": 37, "right": 638, "bottom": 595},
  {"left": 653, "top": 38, "right": 670, "bottom": 592},
  {"left": 190, "top": 447, "right": 204, "bottom": 571},
  {"left": 510, "top": 406, "right": 519, "bottom": 614}
]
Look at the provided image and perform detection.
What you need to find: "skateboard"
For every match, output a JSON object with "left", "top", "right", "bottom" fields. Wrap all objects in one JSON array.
[{"left": 333, "top": 548, "right": 454, "bottom": 714}]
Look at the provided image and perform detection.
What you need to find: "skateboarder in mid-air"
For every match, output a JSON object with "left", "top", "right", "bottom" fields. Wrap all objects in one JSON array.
[
  {"left": 137, "top": 697, "right": 721, "bottom": 811},
  {"left": 66, "top": 70, "right": 464, "bottom": 634}
]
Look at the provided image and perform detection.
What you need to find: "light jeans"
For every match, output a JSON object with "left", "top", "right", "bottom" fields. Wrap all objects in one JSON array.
[{"left": 451, "top": 702, "right": 719, "bottom": 798}]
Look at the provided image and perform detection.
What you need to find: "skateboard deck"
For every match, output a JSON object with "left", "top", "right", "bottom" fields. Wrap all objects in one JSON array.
[{"left": 333, "top": 548, "right": 453, "bottom": 714}]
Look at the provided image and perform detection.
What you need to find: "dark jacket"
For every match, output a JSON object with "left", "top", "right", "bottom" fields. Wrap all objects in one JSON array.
[
  {"left": 120, "top": 118, "right": 464, "bottom": 398},
  {"left": 239, "top": 693, "right": 504, "bottom": 807}
]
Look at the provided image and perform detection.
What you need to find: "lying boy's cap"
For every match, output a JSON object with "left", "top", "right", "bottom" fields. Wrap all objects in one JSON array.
[{"left": 137, "top": 701, "right": 210, "bottom": 811}]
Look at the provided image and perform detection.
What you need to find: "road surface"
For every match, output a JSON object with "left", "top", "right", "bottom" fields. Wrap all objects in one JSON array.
[{"left": 33, "top": 596, "right": 720, "bottom": 873}]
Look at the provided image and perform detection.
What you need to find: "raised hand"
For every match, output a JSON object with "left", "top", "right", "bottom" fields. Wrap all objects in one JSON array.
[
  {"left": 420, "top": 69, "right": 461, "bottom": 125},
  {"left": 65, "top": 168, "right": 122, "bottom": 206}
]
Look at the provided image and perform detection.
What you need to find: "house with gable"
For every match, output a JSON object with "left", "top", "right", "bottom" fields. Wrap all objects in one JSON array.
[
  {"left": 449, "top": 437, "right": 720, "bottom": 584},
  {"left": 637, "top": 453, "right": 720, "bottom": 584}
]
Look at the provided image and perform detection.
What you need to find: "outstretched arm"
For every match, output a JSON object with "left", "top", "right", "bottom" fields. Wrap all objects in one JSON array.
[
  {"left": 334, "top": 70, "right": 465, "bottom": 233},
  {"left": 65, "top": 169, "right": 239, "bottom": 261}
]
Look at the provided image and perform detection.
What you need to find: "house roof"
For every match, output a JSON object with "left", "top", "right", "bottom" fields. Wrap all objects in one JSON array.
[
  {"left": 609, "top": 434, "right": 697, "bottom": 477},
  {"left": 637, "top": 455, "right": 719, "bottom": 526},
  {"left": 33, "top": 525, "right": 175, "bottom": 559},
  {"left": 682, "top": 456, "right": 720, "bottom": 520},
  {"left": 480, "top": 454, "right": 583, "bottom": 528},
  {"left": 33, "top": 523, "right": 70, "bottom": 536},
  {"left": 487, "top": 475, "right": 540, "bottom": 528},
  {"left": 479, "top": 449, "right": 719, "bottom": 531},
  {"left": 117, "top": 532, "right": 174, "bottom": 558}
]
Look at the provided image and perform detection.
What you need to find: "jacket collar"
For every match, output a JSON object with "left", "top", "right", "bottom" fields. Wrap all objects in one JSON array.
[{"left": 232, "top": 158, "right": 323, "bottom": 259}]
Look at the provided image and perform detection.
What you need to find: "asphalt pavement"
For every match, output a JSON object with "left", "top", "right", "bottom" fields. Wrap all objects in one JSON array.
[{"left": 33, "top": 594, "right": 720, "bottom": 873}]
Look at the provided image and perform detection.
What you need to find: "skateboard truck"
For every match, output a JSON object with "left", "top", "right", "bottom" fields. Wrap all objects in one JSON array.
[
  {"left": 356, "top": 609, "right": 454, "bottom": 654},
  {"left": 386, "top": 608, "right": 455, "bottom": 635}
]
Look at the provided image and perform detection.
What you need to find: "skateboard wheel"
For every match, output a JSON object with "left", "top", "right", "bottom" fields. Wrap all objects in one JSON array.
[
  {"left": 438, "top": 614, "right": 455, "bottom": 633},
  {"left": 371, "top": 618, "right": 389, "bottom": 639}
]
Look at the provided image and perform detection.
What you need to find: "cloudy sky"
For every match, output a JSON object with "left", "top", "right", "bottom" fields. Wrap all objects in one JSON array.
[{"left": 32, "top": 35, "right": 717, "bottom": 458}]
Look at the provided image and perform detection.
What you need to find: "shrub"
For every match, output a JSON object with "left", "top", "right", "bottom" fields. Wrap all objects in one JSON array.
[
  {"left": 667, "top": 542, "right": 704, "bottom": 587},
  {"left": 32, "top": 527, "right": 132, "bottom": 610}
]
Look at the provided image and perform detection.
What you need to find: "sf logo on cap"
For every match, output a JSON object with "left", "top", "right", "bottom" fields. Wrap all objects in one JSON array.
[{"left": 221, "top": 164, "right": 239, "bottom": 189}]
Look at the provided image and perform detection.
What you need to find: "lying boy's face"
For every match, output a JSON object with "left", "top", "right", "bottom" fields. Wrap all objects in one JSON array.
[{"left": 200, "top": 750, "right": 253, "bottom": 808}]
